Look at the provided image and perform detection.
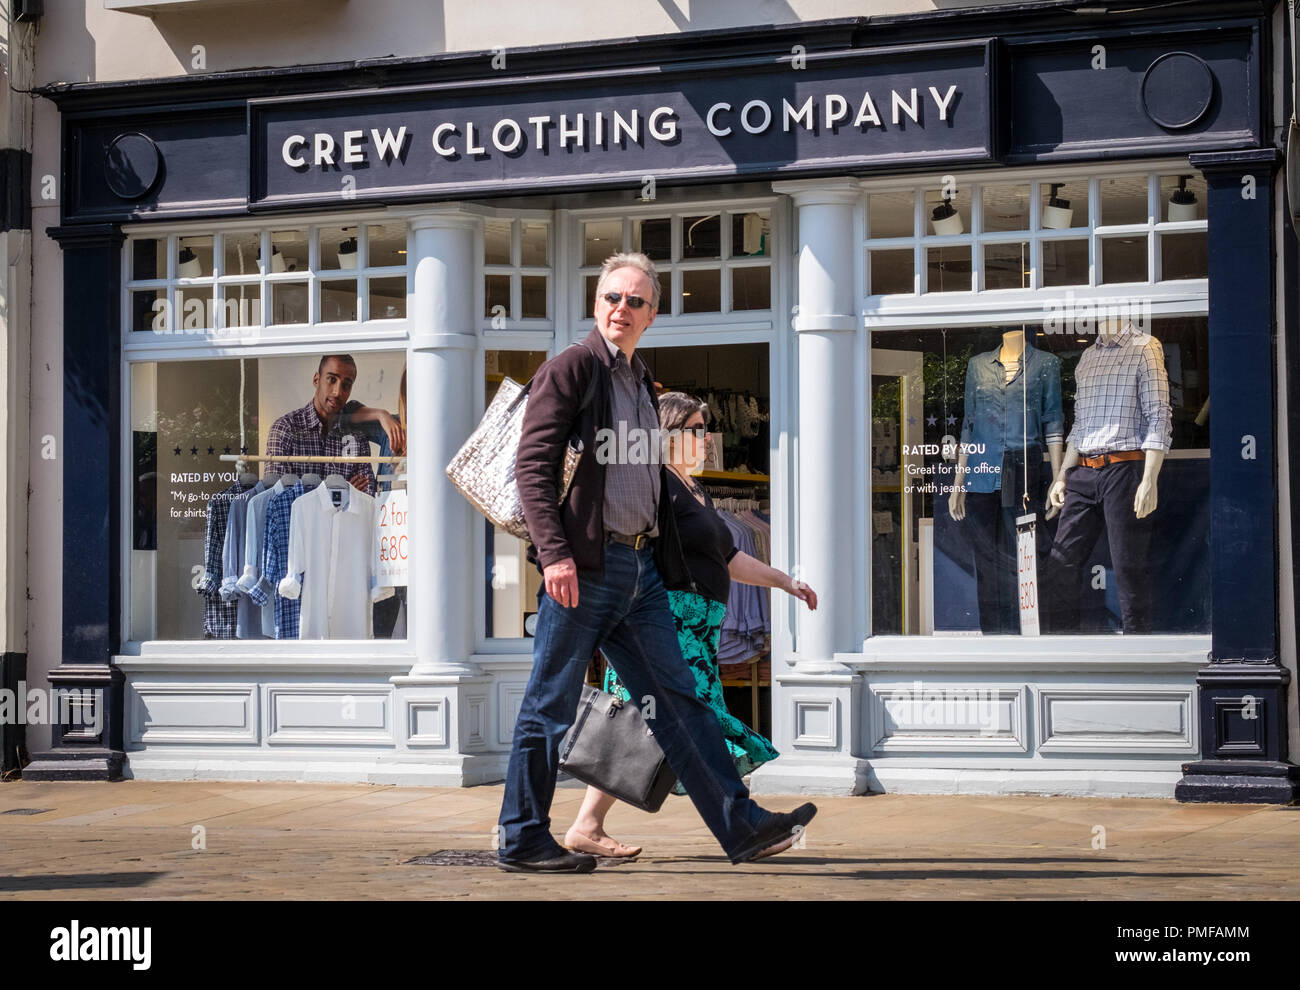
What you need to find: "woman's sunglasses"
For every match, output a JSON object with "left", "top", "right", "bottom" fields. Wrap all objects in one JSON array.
[
  {"left": 602, "top": 291, "right": 650, "bottom": 310},
  {"left": 683, "top": 424, "right": 709, "bottom": 439}
]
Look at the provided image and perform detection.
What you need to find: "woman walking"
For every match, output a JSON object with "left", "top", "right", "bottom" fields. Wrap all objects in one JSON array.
[{"left": 563, "top": 391, "right": 817, "bottom": 858}]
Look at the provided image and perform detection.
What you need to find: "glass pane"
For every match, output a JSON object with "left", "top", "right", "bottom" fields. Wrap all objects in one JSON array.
[
  {"left": 980, "top": 183, "right": 1030, "bottom": 233},
  {"left": 132, "top": 349, "right": 410, "bottom": 642},
  {"left": 270, "top": 230, "right": 307, "bottom": 272},
  {"left": 177, "top": 235, "right": 214, "bottom": 279},
  {"left": 868, "top": 318, "right": 1209, "bottom": 637},
  {"left": 131, "top": 238, "right": 164, "bottom": 281},
  {"left": 584, "top": 220, "right": 621, "bottom": 266},
  {"left": 925, "top": 246, "right": 971, "bottom": 292},
  {"left": 521, "top": 275, "right": 547, "bottom": 319},
  {"left": 632, "top": 217, "right": 671, "bottom": 261},
  {"left": 1160, "top": 232, "right": 1208, "bottom": 281},
  {"left": 1099, "top": 175, "right": 1149, "bottom": 226},
  {"left": 1159, "top": 173, "right": 1207, "bottom": 223},
  {"left": 222, "top": 231, "right": 261, "bottom": 277},
  {"left": 655, "top": 271, "right": 670, "bottom": 313},
  {"left": 1100, "top": 237, "right": 1148, "bottom": 284},
  {"left": 1040, "top": 179, "right": 1087, "bottom": 230},
  {"left": 320, "top": 280, "right": 358, "bottom": 322},
  {"left": 924, "top": 186, "right": 969, "bottom": 236},
  {"left": 485, "top": 350, "right": 549, "bottom": 638},
  {"left": 681, "top": 268, "right": 720, "bottom": 312},
  {"left": 731, "top": 212, "right": 769, "bottom": 257},
  {"left": 682, "top": 214, "right": 721, "bottom": 259},
  {"left": 868, "top": 190, "right": 915, "bottom": 239},
  {"left": 485, "top": 219, "right": 512, "bottom": 266},
  {"left": 368, "top": 222, "right": 407, "bottom": 267},
  {"left": 369, "top": 277, "right": 406, "bottom": 319},
  {"left": 731, "top": 266, "right": 771, "bottom": 311},
  {"left": 485, "top": 274, "right": 510, "bottom": 320},
  {"left": 1042, "top": 239, "right": 1089, "bottom": 287},
  {"left": 131, "top": 289, "right": 167, "bottom": 332},
  {"left": 983, "top": 242, "right": 1030, "bottom": 290},
  {"left": 176, "top": 287, "right": 213, "bottom": 330},
  {"left": 320, "top": 226, "right": 360, "bottom": 271},
  {"left": 520, "top": 222, "right": 548, "bottom": 266},
  {"left": 870, "top": 248, "right": 915, "bottom": 295},
  {"left": 219, "top": 284, "right": 261, "bottom": 329},
  {"left": 585, "top": 274, "right": 601, "bottom": 318},
  {"left": 271, "top": 282, "right": 308, "bottom": 324}
]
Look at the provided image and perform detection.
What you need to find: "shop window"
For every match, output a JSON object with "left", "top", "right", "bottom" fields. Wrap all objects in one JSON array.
[
  {"left": 482, "top": 217, "right": 552, "bottom": 325},
  {"left": 270, "top": 229, "right": 307, "bottom": 272},
  {"left": 178, "top": 235, "right": 214, "bottom": 279},
  {"left": 681, "top": 268, "right": 721, "bottom": 313},
  {"left": 983, "top": 242, "right": 1030, "bottom": 290},
  {"left": 271, "top": 282, "right": 309, "bottom": 325},
  {"left": 1160, "top": 232, "right": 1208, "bottom": 281},
  {"left": 368, "top": 277, "right": 405, "bottom": 320},
  {"left": 1099, "top": 175, "right": 1150, "bottom": 227},
  {"left": 221, "top": 284, "right": 262, "bottom": 329},
  {"left": 868, "top": 316, "right": 1209, "bottom": 637},
  {"left": 1100, "top": 236, "right": 1148, "bottom": 284},
  {"left": 868, "top": 190, "right": 914, "bottom": 239},
  {"left": 924, "top": 185, "right": 970, "bottom": 237},
  {"left": 926, "top": 246, "right": 970, "bottom": 292},
  {"left": 870, "top": 249, "right": 915, "bottom": 295},
  {"left": 320, "top": 280, "right": 359, "bottom": 323},
  {"left": 132, "top": 288, "right": 167, "bottom": 332},
  {"left": 682, "top": 214, "right": 721, "bottom": 259},
  {"left": 1042, "top": 239, "right": 1090, "bottom": 287},
  {"left": 132, "top": 237, "right": 165, "bottom": 281},
  {"left": 223, "top": 231, "right": 262, "bottom": 277},
  {"left": 485, "top": 349, "right": 549, "bottom": 639},
  {"left": 368, "top": 223, "right": 408, "bottom": 268},
  {"left": 128, "top": 349, "right": 409, "bottom": 642},
  {"left": 1039, "top": 179, "right": 1088, "bottom": 230},
  {"left": 319, "top": 226, "right": 359, "bottom": 270},
  {"left": 980, "top": 183, "right": 1030, "bottom": 233},
  {"left": 1159, "top": 173, "right": 1207, "bottom": 223},
  {"left": 579, "top": 206, "right": 772, "bottom": 318}
]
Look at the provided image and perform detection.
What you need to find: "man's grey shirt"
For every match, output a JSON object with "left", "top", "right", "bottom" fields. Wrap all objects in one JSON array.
[{"left": 600, "top": 333, "right": 660, "bottom": 537}]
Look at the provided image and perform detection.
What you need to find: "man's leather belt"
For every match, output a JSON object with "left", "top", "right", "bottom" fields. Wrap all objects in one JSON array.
[
  {"left": 606, "top": 531, "right": 653, "bottom": 549},
  {"left": 1078, "top": 449, "right": 1144, "bottom": 470}
]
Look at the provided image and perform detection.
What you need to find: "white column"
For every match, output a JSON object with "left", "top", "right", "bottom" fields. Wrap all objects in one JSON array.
[
  {"left": 781, "top": 178, "right": 863, "bottom": 667},
  {"left": 750, "top": 178, "right": 870, "bottom": 797},
  {"left": 406, "top": 209, "right": 480, "bottom": 676}
]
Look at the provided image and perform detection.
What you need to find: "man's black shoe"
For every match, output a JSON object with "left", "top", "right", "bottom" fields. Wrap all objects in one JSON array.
[
  {"left": 729, "top": 803, "right": 818, "bottom": 864},
  {"left": 497, "top": 850, "right": 597, "bottom": 874}
]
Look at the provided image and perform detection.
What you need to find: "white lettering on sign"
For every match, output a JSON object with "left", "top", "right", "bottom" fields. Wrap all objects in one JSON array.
[
  {"left": 275, "top": 83, "right": 966, "bottom": 176},
  {"left": 376, "top": 489, "right": 409, "bottom": 587}
]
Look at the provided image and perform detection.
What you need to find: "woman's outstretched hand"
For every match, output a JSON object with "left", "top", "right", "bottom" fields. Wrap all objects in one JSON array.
[{"left": 787, "top": 576, "right": 818, "bottom": 611}]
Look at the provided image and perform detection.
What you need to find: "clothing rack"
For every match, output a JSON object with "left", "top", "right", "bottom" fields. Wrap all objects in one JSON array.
[{"left": 218, "top": 454, "right": 404, "bottom": 464}]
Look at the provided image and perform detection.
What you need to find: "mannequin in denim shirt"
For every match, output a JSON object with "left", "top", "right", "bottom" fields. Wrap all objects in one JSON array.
[{"left": 949, "top": 331, "right": 1064, "bottom": 633}]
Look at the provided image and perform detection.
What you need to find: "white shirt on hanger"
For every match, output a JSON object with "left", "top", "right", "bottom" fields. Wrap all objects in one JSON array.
[{"left": 278, "top": 482, "right": 393, "bottom": 639}]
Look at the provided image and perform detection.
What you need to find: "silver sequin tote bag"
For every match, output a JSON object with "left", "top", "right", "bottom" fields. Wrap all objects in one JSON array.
[{"left": 445, "top": 345, "right": 597, "bottom": 542}]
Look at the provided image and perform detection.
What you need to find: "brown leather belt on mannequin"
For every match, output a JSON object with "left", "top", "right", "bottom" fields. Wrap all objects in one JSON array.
[{"left": 1078, "top": 449, "right": 1144, "bottom": 470}]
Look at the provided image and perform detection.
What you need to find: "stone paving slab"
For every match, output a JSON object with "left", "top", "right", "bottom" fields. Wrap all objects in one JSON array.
[{"left": 0, "top": 780, "right": 1295, "bottom": 899}]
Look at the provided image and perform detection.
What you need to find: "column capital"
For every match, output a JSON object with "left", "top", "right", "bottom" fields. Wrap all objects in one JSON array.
[
  {"left": 1188, "top": 148, "right": 1282, "bottom": 177},
  {"left": 392, "top": 203, "right": 486, "bottom": 232},
  {"left": 771, "top": 177, "right": 862, "bottom": 207}
]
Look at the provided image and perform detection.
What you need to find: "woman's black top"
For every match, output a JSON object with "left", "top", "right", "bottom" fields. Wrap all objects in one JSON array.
[{"left": 666, "top": 471, "right": 739, "bottom": 605}]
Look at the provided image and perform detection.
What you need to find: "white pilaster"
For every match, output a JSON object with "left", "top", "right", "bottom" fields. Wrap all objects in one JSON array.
[{"left": 751, "top": 178, "right": 871, "bottom": 796}]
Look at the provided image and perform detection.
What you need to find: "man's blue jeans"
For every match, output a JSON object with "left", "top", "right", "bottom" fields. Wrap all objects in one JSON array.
[{"left": 498, "top": 541, "right": 771, "bottom": 861}]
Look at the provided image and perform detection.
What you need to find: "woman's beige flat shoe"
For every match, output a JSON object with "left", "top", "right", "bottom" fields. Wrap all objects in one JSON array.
[{"left": 563, "top": 828, "right": 642, "bottom": 858}]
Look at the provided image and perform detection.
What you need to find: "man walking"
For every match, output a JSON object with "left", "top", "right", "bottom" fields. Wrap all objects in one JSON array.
[{"left": 497, "top": 252, "right": 815, "bottom": 873}]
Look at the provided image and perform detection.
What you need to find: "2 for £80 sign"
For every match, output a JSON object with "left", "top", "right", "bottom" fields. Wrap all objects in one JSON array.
[{"left": 376, "top": 490, "right": 409, "bottom": 587}]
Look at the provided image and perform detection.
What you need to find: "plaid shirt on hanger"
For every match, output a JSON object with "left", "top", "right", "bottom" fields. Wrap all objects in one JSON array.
[
  {"left": 249, "top": 481, "right": 306, "bottom": 639},
  {"left": 197, "top": 480, "right": 256, "bottom": 638}
]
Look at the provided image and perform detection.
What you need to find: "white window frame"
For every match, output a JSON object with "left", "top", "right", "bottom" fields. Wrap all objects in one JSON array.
[
  {"left": 118, "top": 209, "right": 413, "bottom": 658},
  {"left": 478, "top": 207, "right": 556, "bottom": 332},
  {"left": 860, "top": 160, "right": 1212, "bottom": 654},
  {"left": 569, "top": 196, "right": 777, "bottom": 338}
]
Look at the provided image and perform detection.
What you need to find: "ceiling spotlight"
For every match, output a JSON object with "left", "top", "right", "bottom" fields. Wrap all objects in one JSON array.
[
  {"left": 337, "top": 236, "right": 358, "bottom": 270},
  {"left": 178, "top": 246, "right": 202, "bottom": 278},
  {"left": 931, "top": 193, "right": 963, "bottom": 235},
  {"left": 1043, "top": 183, "right": 1074, "bottom": 229},
  {"left": 1168, "top": 174, "right": 1199, "bottom": 222},
  {"left": 259, "top": 247, "right": 287, "bottom": 273}
]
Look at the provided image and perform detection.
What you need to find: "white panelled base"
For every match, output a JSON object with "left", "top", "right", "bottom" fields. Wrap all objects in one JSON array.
[
  {"left": 116, "top": 655, "right": 535, "bottom": 786},
  {"left": 749, "top": 639, "right": 1208, "bottom": 799}
]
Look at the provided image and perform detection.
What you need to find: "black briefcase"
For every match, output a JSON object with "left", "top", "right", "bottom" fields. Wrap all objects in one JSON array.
[{"left": 558, "top": 685, "right": 678, "bottom": 813}]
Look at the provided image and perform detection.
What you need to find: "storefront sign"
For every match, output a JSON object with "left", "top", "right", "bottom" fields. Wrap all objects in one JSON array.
[
  {"left": 250, "top": 43, "right": 993, "bottom": 207},
  {"left": 375, "top": 489, "right": 409, "bottom": 587}
]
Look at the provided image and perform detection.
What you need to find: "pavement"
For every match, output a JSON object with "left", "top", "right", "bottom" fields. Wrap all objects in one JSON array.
[{"left": 0, "top": 778, "right": 1296, "bottom": 899}]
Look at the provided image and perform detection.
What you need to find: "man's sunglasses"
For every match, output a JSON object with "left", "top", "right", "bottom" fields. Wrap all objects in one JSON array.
[{"left": 602, "top": 291, "right": 650, "bottom": 310}]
